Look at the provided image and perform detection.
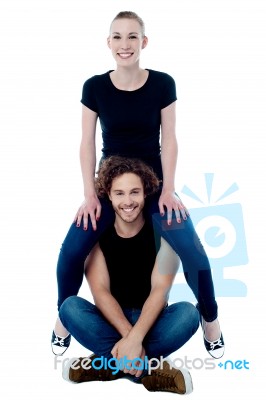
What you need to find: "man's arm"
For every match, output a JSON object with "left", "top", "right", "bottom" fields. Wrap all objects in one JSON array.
[
  {"left": 112, "top": 238, "right": 180, "bottom": 374},
  {"left": 85, "top": 243, "right": 146, "bottom": 377},
  {"left": 85, "top": 243, "right": 133, "bottom": 338},
  {"left": 130, "top": 237, "right": 180, "bottom": 339}
]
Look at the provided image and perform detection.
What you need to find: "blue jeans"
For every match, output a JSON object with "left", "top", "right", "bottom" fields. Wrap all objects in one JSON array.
[
  {"left": 59, "top": 296, "right": 199, "bottom": 360},
  {"left": 56, "top": 191, "right": 218, "bottom": 321}
]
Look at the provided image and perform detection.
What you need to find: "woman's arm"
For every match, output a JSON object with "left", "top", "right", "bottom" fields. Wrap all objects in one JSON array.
[
  {"left": 161, "top": 101, "right": 178, "bottom": 192},
  {"left": 160, "top": 101, "right": 188, "bottom": 224},
  {"left": 74, "top": 105, "right": 101, "bottom": 230}
]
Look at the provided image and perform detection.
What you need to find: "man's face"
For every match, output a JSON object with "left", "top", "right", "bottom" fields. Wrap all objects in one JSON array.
[{"left": 109, "top": 172, "right": 145, "bottom": 224}]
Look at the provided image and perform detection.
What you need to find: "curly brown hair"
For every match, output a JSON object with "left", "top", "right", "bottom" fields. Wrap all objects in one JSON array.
[{"left": 95, "top": 156, "right": 160, "bottom": 198}]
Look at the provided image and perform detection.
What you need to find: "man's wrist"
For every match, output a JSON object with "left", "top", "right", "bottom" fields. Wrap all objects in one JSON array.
[
  {"left": 127, "top": 327, "right": 145, "bottom": 343},
  {"left": 120, "top": 326, "right": 132, "bottom": 338}
]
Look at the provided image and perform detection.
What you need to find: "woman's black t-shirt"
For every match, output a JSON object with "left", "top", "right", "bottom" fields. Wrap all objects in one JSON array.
[
  {"left": 81, "top": 69, "right": 177, "bottom": 180},
  {"left": 99, "top": 221, "right": 158, "bottom": 309}
]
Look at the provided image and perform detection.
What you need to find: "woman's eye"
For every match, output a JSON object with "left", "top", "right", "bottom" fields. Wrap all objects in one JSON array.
[
  {"left": 113, "top": 36, "right": 120, "bottom": 39},
  {"left": 129, "top": 36, "right": 137, "bottom": 39}
]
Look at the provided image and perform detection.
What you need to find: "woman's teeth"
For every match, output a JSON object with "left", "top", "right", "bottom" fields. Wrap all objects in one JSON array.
[{"left": 118, "top": 53, "right": 133, "bottom": 59}]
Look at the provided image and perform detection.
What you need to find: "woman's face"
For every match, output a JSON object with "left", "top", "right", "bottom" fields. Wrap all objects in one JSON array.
[{"left": 107, "top": 18, "right": 148, "bottom": 67}]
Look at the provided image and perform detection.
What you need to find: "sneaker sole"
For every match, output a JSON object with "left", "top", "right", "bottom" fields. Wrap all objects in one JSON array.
[
  {"left": 62, "top": 358, "right": 79, "bottom": 384},
  {"left": 52, "top": 345, "right": 69, "bottom": 356},
  {"left": 164, "top": 361, "right": 193, "bottom": 394},
  {"left": 178, "top": 368, "right": 193, "bottom": 394}
]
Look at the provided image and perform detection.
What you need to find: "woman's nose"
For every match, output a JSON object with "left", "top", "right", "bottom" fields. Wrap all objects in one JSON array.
[{"left": 121, "top": 39, "right": 130, "bottom": 49}]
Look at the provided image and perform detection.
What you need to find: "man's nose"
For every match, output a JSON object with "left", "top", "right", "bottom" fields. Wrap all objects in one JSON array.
[{"left": 124, "top": 194, "right": 133, "bottom": 205}]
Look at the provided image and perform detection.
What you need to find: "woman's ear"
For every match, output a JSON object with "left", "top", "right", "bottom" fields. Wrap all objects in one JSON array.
[
  {"left": 142, "top": 36, "right": 148, "bottom": 49},
  {"left": 107, "top": 36, "right": 111, "bottom": 49}
]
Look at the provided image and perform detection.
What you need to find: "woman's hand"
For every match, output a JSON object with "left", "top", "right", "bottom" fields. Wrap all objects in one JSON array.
[
  {"left": 158, "top": 189, "right": 189, "bottom": 225},
  {"left": 74, "top": 193, "right": 101, "bottom": 231}
]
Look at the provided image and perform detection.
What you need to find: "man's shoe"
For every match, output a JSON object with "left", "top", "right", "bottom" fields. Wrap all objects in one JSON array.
[
  {"left": 62, "top": 354, "right": 121, "bottom": 383},
  {"left": 141, "top": 360, "right": 193, "bottom": 395},
  {"left": 51, "top": 330, "right": 71, "bottom": 356}
]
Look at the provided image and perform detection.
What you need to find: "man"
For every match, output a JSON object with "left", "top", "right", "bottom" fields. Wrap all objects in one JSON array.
[{"left": 59, "top": 156, "right": 199, "bottom": 394}]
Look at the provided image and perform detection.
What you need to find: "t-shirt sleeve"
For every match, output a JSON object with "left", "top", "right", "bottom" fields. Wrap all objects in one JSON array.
[
  {"left": 160, "top": 73, "right": 177, "bottom": 109},
  {"left": 80, "top": 76, "right": 98, "bottom": 112}
]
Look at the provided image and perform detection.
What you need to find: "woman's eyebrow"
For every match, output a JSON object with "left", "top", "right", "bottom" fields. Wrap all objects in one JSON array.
[{"left": 111, "top": 32, "right": 139, "bottom": 35}]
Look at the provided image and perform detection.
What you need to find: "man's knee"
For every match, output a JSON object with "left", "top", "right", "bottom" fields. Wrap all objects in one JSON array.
[
  {"left": 172, "top": 301, "right": 200, "bottom": 330},
  {"left": 59, "top": 295, "right": 80, "bottom": 322}
]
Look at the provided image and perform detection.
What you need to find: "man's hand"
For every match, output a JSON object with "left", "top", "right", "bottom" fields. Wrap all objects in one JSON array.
[{"left": 111, "top": 336, "right": 146, "bottom": 377}]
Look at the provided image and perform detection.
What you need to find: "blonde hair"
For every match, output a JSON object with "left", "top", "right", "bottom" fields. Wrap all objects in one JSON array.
[{"left": 110, "top": 11, "right": 145, "bottom": 37}]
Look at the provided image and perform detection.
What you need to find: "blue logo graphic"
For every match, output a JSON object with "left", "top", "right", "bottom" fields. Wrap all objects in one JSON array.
[
  {"left": 218, "top": 359, "right": 250, "bottom": 370},
  {"left": 169, "top": 173, "right": 248, "bottom": 301}
]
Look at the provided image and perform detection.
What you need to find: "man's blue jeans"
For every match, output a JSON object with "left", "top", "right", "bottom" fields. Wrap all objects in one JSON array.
[
  {"left": 59, "top": 296, "right": 200, "bottom": 361},
  {"left": 56, "top": 191, "right": 218, "bottom": 321}
]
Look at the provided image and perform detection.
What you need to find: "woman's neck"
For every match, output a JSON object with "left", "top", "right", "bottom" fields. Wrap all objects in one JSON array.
[{"left": 110, "top": 67, "right": 148, "bottom": 91}]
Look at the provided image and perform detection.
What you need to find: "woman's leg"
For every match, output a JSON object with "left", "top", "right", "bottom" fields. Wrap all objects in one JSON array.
[
  {"left": 145, "top": 192, "right": 225, "bottom": 357},
  {"left": 56, "top": 197, "right": 115, "bottom": 310},
  {"left": 145, "top": 191, "right": 217, "bottom": 322},
  {"left": 53, "top": 197, "right": 114, "bottom": 346}
]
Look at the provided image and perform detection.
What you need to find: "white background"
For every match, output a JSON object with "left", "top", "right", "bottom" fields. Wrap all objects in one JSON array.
[{"left": 0, "top": 0, "right": 265, "bottom": 398}]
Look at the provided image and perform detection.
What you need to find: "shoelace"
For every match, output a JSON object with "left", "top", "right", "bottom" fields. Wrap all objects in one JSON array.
[
  {"left": 147, "top": 372, "right": 177, "bottom": 391},
  {"left": 209, "top": 338, "right": 223, "bottom": 350},
  {"left": 53, "top": 335, "right": 65, "bottom": 347}
]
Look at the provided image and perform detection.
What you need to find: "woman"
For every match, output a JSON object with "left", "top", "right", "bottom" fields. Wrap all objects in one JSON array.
[{"left": 52, "top": 11, "right": 224, "bottom": 359}]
